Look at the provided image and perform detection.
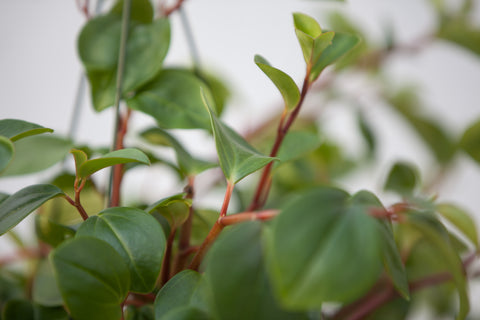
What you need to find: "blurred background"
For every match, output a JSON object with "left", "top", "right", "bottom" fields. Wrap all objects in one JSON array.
[{"left": 0, "top": 0, "right": 480, "bottom": 318}]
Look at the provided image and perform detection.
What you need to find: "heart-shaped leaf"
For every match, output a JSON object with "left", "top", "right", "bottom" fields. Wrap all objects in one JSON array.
[
  {"left": 254, "top": 55, "right": 300, "bottom": 111},
  {"left": 73, "top": 148, "right": 150, "bottom": 179},
  {"left": 0, "top": 119, "right": 53, "bottom": 142},
  {"left": 128, "top": 69, "right": 213, "bottom": 130},
  {"left": 50, "top": 236, "right": 130, "bottom": 320},
  {"left": 265, "top": 187, "right": 382, "bottom": 308},
  {"left": 76, "top": 207, "right": 165, "bottom": 293},
  {"left": 141, "top": 127, "right": 217, "bottom": 176},
  {"left": 436, "top": 203, "right": 479, "bottom": 250},
  {"left": 202, "top": 93, "right": 275, "bottom": 184},
  {"left": 0, "top": 136, "right": 14, "bottom": 173},
  {"left": 0, "top": 184, "right": 65, "bottom": 235},
  {"left": 79, "top": 15, "right": 171, "bottom": 111},
  {"left": 146, "top": 194, "right": 192, "bottom": 229}
]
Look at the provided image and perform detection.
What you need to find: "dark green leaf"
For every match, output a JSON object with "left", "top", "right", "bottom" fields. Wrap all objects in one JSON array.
[
  {"left": 77, "top": 148, "right": 150, "bottom": 178},
  {"left": 436, "top": 203, "right": 479, "bottom": 250},
  {"left": 32, "top": 259, "right": 63, "bottom": 306},
  {"left": 203, "top": 93, "right": 274, "bottom": 183},
  {"left": 141, "top": 128, "right": 217, "bottom": 175},
  {"left": 35, "top": 214, "right": 75, "bottom": 248},
  {"left": 384, "top": 162, "right": 419, "bottom": 196},
  {"left": 146, "top": 194, "right": 192, "bottom": 229},
  {"left": 2, "top": 299, "right": 34, "bottom": 320},
  {"left": 460, "top": 118, "right": 480, "bottom": 164},
  {"left": 254, "top": 55, "right": 300, "bottom": 111},
  {"left": 125, "top": 305, "right": 155, "bottom": 320},
  {"left": 76, "top": 207, "right": 165, "bottom": 293},
  {"left": 1, "top": 135, "right": 73, "bottom": 177},
  {"left": 0, "top": 184, "right": 64, "bottom": 235},
  {"left": 34, "top": 305, "right": 70, "bottom": 320},
  {"left": 79, "top": 15, "right": 170, "bottom": 111},
  {"left": 204, "top": 222, "right": 308, "bottom": 320},
  {"left": 310, "top": 32, "right": 360, "bottom": 82},
  {"left": 50, "top": 237, "right": 130, "bottom": 320},
  {"left": 0, "top": 119, "right": 53, "bottom": 142},
  {"left": 110, "top": 0, "right": 154, "bottom": 24},
  {"left": 265, "top": 187, "right": 382, "bottom": 308},
  {"left": 160, "top": 308, "right": 211, "bottom": 320},
  {"left": 0, "top": 136, "right": 14, "bottom": 173},
  {"left": 154, "top": 270, "right": 210, "bottom": 319},
  {"left": 128, "top": 69, "right": 212, "bottom": 130}
]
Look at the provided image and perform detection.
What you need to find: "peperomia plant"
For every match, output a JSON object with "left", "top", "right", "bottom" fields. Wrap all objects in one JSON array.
[{"left": 1, "top": 0, "right": 480, "bottom": 319}]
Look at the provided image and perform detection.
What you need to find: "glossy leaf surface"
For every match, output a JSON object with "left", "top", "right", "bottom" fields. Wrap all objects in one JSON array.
[
  {"left": 436, "top": 203, "right": 479, "bottom": 249},
  {"left": 147, "top": 194, "right": 192, "bottom": 229},
  {"left": 0, "top": 136, "right": 14, "bottom": 173},
  {"left": 204, "top": 222, "right": 308, "bottom": 320},
  {"left": 203, "top": 94, "right": 274, "bottom": 183},
  {"left": 1, "top": 135, "right": 72, "bottom": 176},
  {"left": 0, "top": 184, "right": 64, "bottom": 235},
  {"left": 77, "top": 207, "right": 165, "bottom": 293},
  {"left": 141, "top": 127, "right": 217, "bottom": 175},
  {"left": 154, "top": 270, "right": 210, "bottom": 319},
  {"left": 128, "top": 69, "right": 212, "bottom": 130},
  {"left": 265, "top": 187, "right": 382, "bottom": 307},
  {"left": 74, "top": 148, "right": 150, "bottom": 178},
  {"left": 254, "top": 55, "right": 300, "bottom": 111},
  {"left": 79, "top": 15, "right": 170, "bottom": 111},
  {"left": 0, "top": 119, "right": 53, "bottom": 142},
  {"left": 50, "top": 237, "right": 130, "bottom": 320}
]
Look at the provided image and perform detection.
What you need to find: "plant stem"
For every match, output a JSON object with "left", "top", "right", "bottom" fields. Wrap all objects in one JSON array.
[
  {"left": 160, "top": 228, "right": 176, "bottom": 286},
  {"left": 162, "top": 0, "right": 186, "bottom": 16},
  {"left": 248, "top": 73, "right": 311, "bottom": 211},
  {"left": 219, "top": 209, "right": 279, "bottom": 226},
  {"left": 64, "top": 180, "right": 89, "bottom": 220},
  {"left": 188, "top": 181, "right": 235, "bottom": 271},
  {"left": 107, "top": 0, "right": 131, "bottom": 207}
]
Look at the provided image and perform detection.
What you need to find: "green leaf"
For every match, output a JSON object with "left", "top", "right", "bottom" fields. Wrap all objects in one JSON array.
[
  {"left": 438, "top": 18, "right": 480, "bottom": 57},
  {"left": 146, "top": 194, "right": 192, "bottom": 229},
  {"left": 254, "top": 55, "right": 300, "bottom": 111},
  {"left": 50, "top": 236, "right": 131, "bottom": 320},
  {"left": 460, "top": 118, "right": 480, "bottom": 164},
  {"left": 357, "top": 110, "right": 376, "bottom": 157},
  {"left": 76, "top": 148, "right": 150, "bottom": 178},
  {"left": 275, "top": 130, "right": 322, "bottom": 165},
  {"left": 384, "top": 162, "right": 419, "bottom": 196},
  {"left": 125, "top": 305, "right": 155, "bottom": 320},
  {"left": 199, "top": 72, "right": 230, "bottom": 116},
  {"left": 160, "top": 308, "right": 211, "bottom": 320},
  {"left": 310, "top": 32, "right": 360, "bottom": 82},
  {"left": 34, "top": 305, "right": 70, "bottom": 320},
  {"left": 76, "top": 207, "right": 165, "bottom": 293},
  {"left": 293, "top": 13, "right": 322, "bottom": 38},
  {"left": 154, "top": 270, "right": 211, "bottom": 319},
  {"left": 110, "top": 0, "right": 154, "bottom": 24},
  {"left": 141, "top": 127, "right": 217, "bottom": 175},
  {"left": 0, "top": 119, "right": 53, "bottom": 142},
  {"left": 204, "top": 222, "right": 308, "bottom": 320},
  {"left": 35, "top": 214, "right": 76, "bottom": 248},
  {"left": 0, "top": 184, "right": 65, "bottom": 235},
  {"left": 128, "top": 69, "right": 212, "bottom": 130},
  {"left": 405, "top": 212, "right": 469, "bottom": 320},
  {"left": 1, "top": 135, "right": 73, "bottom": 177},
  {"left": 0, "top": 135, "right": 14, "bottom": 173},
  {"left": 436, "top": 203, "right": 479, "bottom": 250},
  {"left": 202, "top": 93, "right": 274, "bottom": 183},
  {"left": 2, "top": 299, "right": 35, "bottom": 320},
  {"left": 79, "top": 15, "right": 170, "bottom": 111},
  {"left": 265, "top": 187, "right": 382, "bottom": 308},
  {"left": 32, "top": 259, "right": 63, "bottom": 307}
]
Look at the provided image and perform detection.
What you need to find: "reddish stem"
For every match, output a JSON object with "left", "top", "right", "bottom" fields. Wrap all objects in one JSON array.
[
  {"left": 161, "top": 0, "right": 186, "bottom": 16},
  {"left": 160, "top": 228, "right": 176, "bottom": 286},
  {"left": 75, "top": 0, "right": 90, "bottom": 19},
  {"left": 219, "top": 209, "right": 279, "bottom": 226}
]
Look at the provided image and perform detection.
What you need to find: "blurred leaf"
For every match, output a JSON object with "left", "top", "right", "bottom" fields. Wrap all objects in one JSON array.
[
  {"left": 203, "top": 93, "right": 274, "bottom": 183},
  {"left": 50, "top": 237, "right": 130, "bottom": 320},
  {"left": 0, "top": 136, "right": 14, "bottom": 173},
  {"left": 384, "top": 162, "right": 419, "bottom": 196},
  {"left": 2, "top": 299, "right": 34, "bottom": 320},
  {"left": 436, "top": 203, "right": 479, "bottom": 249},
  {"left": 128, "top": 69, "right": 213, "bottom": 130},
  {"left": 204, "top": 222, "right": 309, "bottom": 320},
  {"left": 110, "top": 0, "right": 154, "bottom": 24},
  {"left": 199, "top": 72, "right": 230, "bottom": 116},
  {"left": 146, "top": 193, "right": 192, "bottom": 229},
  {"left": 254, "top": 55, "right": 300, "bottom": 111},
  {"left": 32, "top": 259, "right": 63, "bottom": 307},
  {"left": 0, "top": 184, "right": 64, "bottom": 235},
  {"left": 275, "top": 130, "right": 322, "bottom": 166},
  {"left": 405, "top": 211, "right": 469, "bottom": 320},
  {"left": 35, "top": 214, "right": 75, "bottom": 248},
  {"left": 125, "top": 305, "right": 154, "bottom": 320},
  {"left": 0, "top": 119, "right": 53, "bottom": 142},
  {"left": 293, "top": 12, "right": 322, "bottom": 38},
  {"left": 74, "top": 148, "right": 150, "bottom": 178},
  {"left": 79, "top": 15, "right": 170, "bottom": 111},
  {"left": 357, "top": 110, "right": 376, "bottom": 157},
  {"left": 459, "top": 118, "right": 480, "bottom": 164},
  {"left": 141, "top": 128, "right": 217, "bottom": 176},
  {"left": 190, "top": 209, "right": 218, "bottom": 246},
  {"left": 154, "top": 270, "right": 211, "bottom": 319},
  {"left": 438, "top": 18, "right": 480, "bottom": 57},
  {"left": 1, "top": 135, "right": 72, "bottom": 176},
  {"left": 34, "top": 305, "right": 70, "bottom": 320},
  {"left": 76, "top": 207, "right": 165, "bottom": 293},
  {"left": 265, "top": 187, "right": 382, "bottom": 308}
]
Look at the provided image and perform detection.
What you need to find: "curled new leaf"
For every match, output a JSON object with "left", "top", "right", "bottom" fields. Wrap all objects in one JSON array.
[
  {"left": 254, "top": 55, "right": 300, "bottom": 111},
  {"left": 147, "top": 194, "right": 192, "bottom": 229}
]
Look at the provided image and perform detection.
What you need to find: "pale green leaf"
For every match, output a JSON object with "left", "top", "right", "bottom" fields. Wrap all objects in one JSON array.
[
  {"left": 146, "top": 194, "right": 192, "bottom": 229},
  {"left": 437, "top": 203, "right": 479, "bottom": 250},
  {"left": 293, "top": 12, "right": 322, "bottom": 38}
]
